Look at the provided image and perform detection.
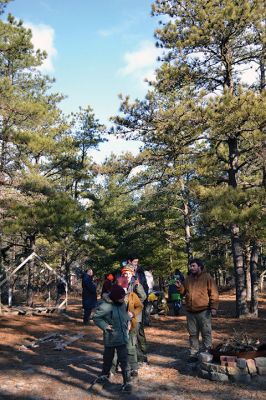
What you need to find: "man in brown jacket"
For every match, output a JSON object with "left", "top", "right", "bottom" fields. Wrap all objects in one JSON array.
[{"left": 176, "top": 258, "right": 219, "bottom": 362}]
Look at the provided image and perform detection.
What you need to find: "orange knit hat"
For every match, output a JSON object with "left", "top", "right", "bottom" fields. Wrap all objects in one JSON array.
[{"left": 121, "top": 264, "right": 134, "bottom": 275}]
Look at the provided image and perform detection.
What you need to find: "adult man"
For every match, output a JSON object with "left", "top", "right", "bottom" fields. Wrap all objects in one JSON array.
[
  {"left": 176, "top": 259, "right": 219, "bottom": 361},
  {"left": 82, "top": 268, "right": 97, "bottom": 325}
]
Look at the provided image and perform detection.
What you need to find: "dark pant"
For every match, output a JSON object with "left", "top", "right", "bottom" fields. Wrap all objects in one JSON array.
[
  {"left": 83, "top": 307, "right": 92, "bottom": 324},
  {"left": 102, "top": 345, "right": 129, "bottom": 384},
  {"left": 111, "top": 327, "right": 138, "bottom": 372},
  {"left": 137, "top": 315, "right": 148, "bottom": 362}
]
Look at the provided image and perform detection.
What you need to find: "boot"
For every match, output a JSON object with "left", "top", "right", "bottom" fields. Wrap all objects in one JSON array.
[{"left": 121, "top": 370, "right": 132, "bottom": 393}]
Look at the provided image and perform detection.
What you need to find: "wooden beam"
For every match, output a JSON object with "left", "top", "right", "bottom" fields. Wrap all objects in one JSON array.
[
  {"left": 0, "top": 252, "right": 68, "bottom": 309},
  {"left": 0, "top": 253, "right": 35, "bottom": 288}
]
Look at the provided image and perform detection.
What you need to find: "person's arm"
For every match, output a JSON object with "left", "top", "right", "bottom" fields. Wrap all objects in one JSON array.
[
  {"left": 133, "top": 293, "right": 143, "bottom": 317},
  {"left": 207, "top": 276, "right": 219, "bottom": 316},
  {"left": 93, "top": 303, "right": 112, "bottom": 331},
  {"left": 134, "top": 282, "right": 147, "bottom": 302},
  {"left": 175, "top": 280, "right": 186, "bottom": 295}
]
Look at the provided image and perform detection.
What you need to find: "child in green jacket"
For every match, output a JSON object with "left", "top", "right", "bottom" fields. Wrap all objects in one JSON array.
[{"left": 93, "top": 284, "right": 131, "bottom": 392}]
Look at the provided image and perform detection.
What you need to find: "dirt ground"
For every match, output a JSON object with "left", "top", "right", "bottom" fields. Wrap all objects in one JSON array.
[{"left": 0, "top": 292, "right": 265, "bottom": 400}]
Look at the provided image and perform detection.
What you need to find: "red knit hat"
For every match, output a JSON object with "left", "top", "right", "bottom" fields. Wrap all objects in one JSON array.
[
  {"left": 109, "top": 284, "right": 126, "bottom": 302},
  {"left": 107, "top": 273, "right": 114, "bottom": 281}
]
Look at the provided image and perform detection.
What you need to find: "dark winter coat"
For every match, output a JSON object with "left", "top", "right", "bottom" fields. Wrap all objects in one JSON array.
[
  {"left": 93, "top": 295, "right": 129, "bottom": 347},
  {"left": 135, "top": 266, "right": 149, "bottom": 296},
  {"left": 82, "top": 273, "right": 97, "bottom": 309}
]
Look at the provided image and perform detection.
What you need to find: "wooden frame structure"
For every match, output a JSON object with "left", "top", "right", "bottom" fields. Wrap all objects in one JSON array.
[{"left": 0, "top": 252, "right": 68, "bottom": 313}]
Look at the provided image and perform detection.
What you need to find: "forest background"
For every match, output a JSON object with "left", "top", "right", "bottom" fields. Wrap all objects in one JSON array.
[{"left": 0, "top": 0, "right": 265, "bottom": 318}]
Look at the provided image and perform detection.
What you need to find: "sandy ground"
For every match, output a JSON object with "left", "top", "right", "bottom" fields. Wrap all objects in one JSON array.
[{"left": 0, "top": 292, "right": 265, "bottom": 400}]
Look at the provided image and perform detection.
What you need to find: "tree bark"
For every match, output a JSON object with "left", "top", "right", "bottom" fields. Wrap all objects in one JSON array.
[
  {"left": 244, "top": 245, "right": 251, "bottom": 302},
  {"left": 26, "top": 235, "right": 35, "bottom": 306},
  {"left": 250, "top": 241, "right": 260, "bottom": 316},
  {"left": 180, "top": 177, "right": 193, "bottom": 268},
  {"left": 231, "top": 224, "right": 249, "bottom": 317}
]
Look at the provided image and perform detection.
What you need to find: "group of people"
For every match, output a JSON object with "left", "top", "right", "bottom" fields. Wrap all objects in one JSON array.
[{"left": 81, "top": 257, "right": 219, "bottom": 393}]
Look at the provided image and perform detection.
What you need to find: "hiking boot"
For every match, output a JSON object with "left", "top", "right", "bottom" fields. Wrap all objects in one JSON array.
[
  {"left": 188, "top": 355, "right": 198, "bottom": 363},
  {"left": 130, "top": 370, "right": 138, "bottom": 377},
  {"left": 120, "top": 383, "right": 132, "bottom": 393}
]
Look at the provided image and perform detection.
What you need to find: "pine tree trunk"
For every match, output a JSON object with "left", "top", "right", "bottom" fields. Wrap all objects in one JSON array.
[
  {"left": 26, "top": 236, "right": 35, "bottom": 307},
  {"left": 244, "top": 245, "right": 251, "bottom": 302},
  {"left": 231, "top": 224, "right": 248, "bottom": 317},
  {"left": 184, "top": 201, "right": 193, "bottom": 264},
  {"left": 180, "top": 177, "right": 193, "bottom": 267},
  {"left": 250, "top": 241, "right": 260, "bottom": 316},
  {"left": 227, "top": 136, "right": 249, "bottom": 317}
]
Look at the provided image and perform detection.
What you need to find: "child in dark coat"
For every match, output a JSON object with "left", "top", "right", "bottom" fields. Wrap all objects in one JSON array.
[{"left": 93, "top": 284, "right": 132, "bottom": 392}]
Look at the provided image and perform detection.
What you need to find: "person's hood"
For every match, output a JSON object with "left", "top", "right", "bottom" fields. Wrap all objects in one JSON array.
[
  {"left": 145, "top": 271, "right": 153, "bottom": 278},
  {"left": 102, "top": 293, "right": 113, "bottom": 303}
]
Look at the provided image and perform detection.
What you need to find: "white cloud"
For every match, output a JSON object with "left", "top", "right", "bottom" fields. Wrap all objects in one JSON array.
[
  {"left": 119, "top": 40, "right": 162, "bottom": 84},
  {"left": 25, "top": 23, "right": 57, "bottom": 72},
  {"left": 98, "top": 14, "right": 142, "bottom": 38},
  {"left": 237, "top": 62, "right": 258, "bottom": 86}
]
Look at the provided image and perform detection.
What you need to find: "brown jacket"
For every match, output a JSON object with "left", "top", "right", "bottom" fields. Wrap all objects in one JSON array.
[
  {"left": 179, "top": 269, "right": 219, "bottom": 313},
  {"left": 126, "top": 291, "right": 143, "bottom": 330}
]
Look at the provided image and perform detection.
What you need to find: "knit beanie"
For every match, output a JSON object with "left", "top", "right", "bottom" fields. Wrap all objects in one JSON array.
[
  {"left": 109, "top": 284, "right": 126, "bottom": 302},
  {"left": 121, "top": 264, "right": 134, "bottom": 275},
  {"left": 117, "top": 276, "right": 128, "bottom": 288}
]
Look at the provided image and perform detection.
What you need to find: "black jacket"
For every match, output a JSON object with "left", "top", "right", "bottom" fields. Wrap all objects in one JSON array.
[
  {"left": 135, "top": 266, "right": 149, "bottom": 296},
  {"left": 82, "top": 273, "right": 97, "bottom": 309}
]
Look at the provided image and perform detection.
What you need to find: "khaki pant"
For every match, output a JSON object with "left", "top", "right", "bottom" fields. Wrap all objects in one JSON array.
[{"left": 186, "top": 309, "right": 212, "bottom": 355}]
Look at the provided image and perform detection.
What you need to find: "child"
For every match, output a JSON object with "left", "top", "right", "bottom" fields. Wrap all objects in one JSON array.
[
  {"left": 93, "top": 284, "right": 132, "bottom": 392},
  {"left": 168, "top": 270, "right": 184, "bottom": 316}
]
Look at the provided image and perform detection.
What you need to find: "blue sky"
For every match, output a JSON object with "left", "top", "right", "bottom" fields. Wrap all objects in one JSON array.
[{"left": 5, "top": 0, "right": 161, "bottom": 162}]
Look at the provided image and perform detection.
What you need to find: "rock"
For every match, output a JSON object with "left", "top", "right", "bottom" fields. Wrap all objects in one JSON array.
[
  {"left": 198, "top": 352, "right": 213, "bottom": 363},
  {"left": 210, "top": 372, "right": 229, "bottom": 382},
  {"left": 237, "top": 358, "right": 247, "bottom": 369},
  {"left": 198, "top": 369, "right": 210, "bottom": 379},
  {"left": 227, "top": 361, "right": 237, "bottom": 368},
  {"left": 254, "top": 357, "right": 266, "bottom": 368},
  {"left": 220, "top": 355, "right": 237, "bottom": 363},
  {"left": 257, "top": 367, "right": 266, "bottom": 375},
  {"left": 200, "top": 362, "right": 227, "bottom": 374},
  {"left": 227, "top": 366, "right": 248, "bottom": 376},
  {"left": 246, "top": 359, "right": 257, "bottom": 376}
]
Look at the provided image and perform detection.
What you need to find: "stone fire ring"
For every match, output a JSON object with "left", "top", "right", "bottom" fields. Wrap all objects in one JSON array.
[{"left": 197, "top": 349, "right": 266, "bottom": 386}]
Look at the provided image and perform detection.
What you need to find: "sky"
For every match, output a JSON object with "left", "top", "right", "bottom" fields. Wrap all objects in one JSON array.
[
  {"left": 3, "top": 0, "right": 257, "bottom": 163},
  {"left": 5, "top": 0, "right": 162, "bottom": 162}
]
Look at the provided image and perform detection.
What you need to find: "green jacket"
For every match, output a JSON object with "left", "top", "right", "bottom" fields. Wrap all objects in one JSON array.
[{"left": 93, "top": 295, "right": 129, "bottom": 347}]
